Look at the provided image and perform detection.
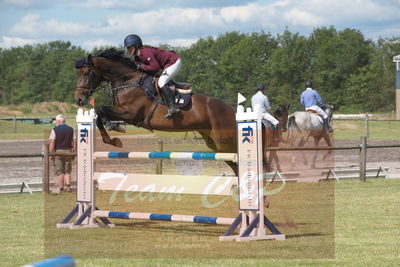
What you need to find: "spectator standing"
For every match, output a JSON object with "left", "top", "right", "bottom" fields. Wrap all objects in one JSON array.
[{"left": 49, "top": 114, "right": 76, "bottom": 194}]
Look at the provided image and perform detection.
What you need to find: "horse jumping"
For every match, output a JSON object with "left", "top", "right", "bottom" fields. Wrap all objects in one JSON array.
[{"left": 73, "top": 48, "right": 289, "bottom": 174}]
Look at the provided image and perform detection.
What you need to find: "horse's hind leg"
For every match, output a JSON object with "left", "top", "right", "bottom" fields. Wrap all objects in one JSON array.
[{"left": 199, "top": 130, "right": 238, "bottom": 175}]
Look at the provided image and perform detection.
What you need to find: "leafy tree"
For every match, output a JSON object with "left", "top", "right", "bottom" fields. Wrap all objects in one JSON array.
[
  {"left": 308, "top": 27, "right": 371, "bottom": 110},
  {"left": 266, "top": 30, "right": 310, "bottom": 110},
  {"left": 0, "top": 29, "right": 399, "bottom": 114}
]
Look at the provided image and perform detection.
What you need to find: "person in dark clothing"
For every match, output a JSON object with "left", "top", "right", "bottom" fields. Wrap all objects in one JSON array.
[
  {"left": 49, "top": 114, "right": 76, "bottom": 193},
  {"left": 124, "top": 34, "right": 181, "bottom": 118}
]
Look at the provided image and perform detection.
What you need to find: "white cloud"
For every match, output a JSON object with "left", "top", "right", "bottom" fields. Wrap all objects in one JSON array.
[
  {"left": 71, "top": 0, "right": 253, "bottom": 9},
  {"left": 82, "top": 38, "right": 117, "bottom": 50},
  {"left": 71, "top": 0, "right": 155, "bottom": 9},
  {"left": 292, "top": 0, "right": 399, "bottom": 24},
  {"left": 283, "top": 9, "right": 325, "bottom": 26},
  {"left": 1, "top": 0, "right": 59, "bottom": 8},
  {"left": 105, "top": 7, "right": 226, "bottom": 35},
  {"left": 164, "top": 38, "right": 199, "bottom": 48},
  {"left": 11, "top": 13, "right": 94, "bottom": 37},
  {"left": 103, "top": 0, "right": 400, "bottom": 38},
  {"left": 3, "top": 0, "right": 400, "bottom": 49},
  {"left": 0, "top": 35, "right": 39, "bottom": 48}
]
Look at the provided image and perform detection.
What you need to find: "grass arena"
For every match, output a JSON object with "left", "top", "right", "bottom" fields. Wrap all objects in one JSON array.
[{"left": 0, "top": 112, "right": 400, "bottom": 266}]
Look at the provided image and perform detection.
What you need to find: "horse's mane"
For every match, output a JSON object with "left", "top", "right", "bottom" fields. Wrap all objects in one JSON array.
[{"left": 95, "top": 48, "right": 135, "bottom": 68}]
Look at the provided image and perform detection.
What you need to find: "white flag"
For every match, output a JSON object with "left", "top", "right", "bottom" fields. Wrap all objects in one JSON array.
[{"left": 237, "top": 93, "right": 246, "bottom": 105}]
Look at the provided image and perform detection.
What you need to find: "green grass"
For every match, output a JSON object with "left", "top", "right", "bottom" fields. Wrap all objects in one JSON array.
[
  {"left": 333, "top": 120, "right": 400, "bottom": 140},
  {"left": 1, "top": 179, "right": 399, "bottom": 266},
  {"left": 0, "top": 120, "right": 54, "bottom": 140}
]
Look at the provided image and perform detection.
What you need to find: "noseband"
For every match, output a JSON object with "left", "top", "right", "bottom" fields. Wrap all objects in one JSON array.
[{"left": 76, "top": 66, "right": 99, "bottom": 97}]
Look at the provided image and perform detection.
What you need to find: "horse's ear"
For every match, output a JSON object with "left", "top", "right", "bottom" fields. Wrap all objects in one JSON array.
[
  {"left": 73, "top": 58, "right": 85, "bottom": 68},
  {"left": 86, "top": 54, "right": 93, "bottom": 66}
]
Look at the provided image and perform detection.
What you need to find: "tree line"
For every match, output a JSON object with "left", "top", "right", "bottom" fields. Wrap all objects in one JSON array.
[{"left": 0, "top": 26, "right": 399, "bottom": 113}]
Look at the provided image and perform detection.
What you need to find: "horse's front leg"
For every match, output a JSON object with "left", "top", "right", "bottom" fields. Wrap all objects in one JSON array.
[
  {"left": 96, "top": 106, "right": 125, "bottom": 147},
  {"left": 311, "top": 137, "right": 321, "bottom": 169}
]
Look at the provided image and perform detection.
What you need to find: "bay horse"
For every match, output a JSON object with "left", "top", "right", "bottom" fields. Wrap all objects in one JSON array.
[
  {"left": 286, "top": 104, "right": 333, "bottom": 168},
  {"left": 73, "top": 48, "right": 289, "bottom": 175}
]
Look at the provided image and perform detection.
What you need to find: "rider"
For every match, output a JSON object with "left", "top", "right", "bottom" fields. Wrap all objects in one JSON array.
[
  {"left": 124, "top": 34, "right": 181, "bottom": 119},
  {"left": 251, "top": 83, "right": 282, "bottom": 141},
  {"left": 300, "top": 80, "right": 333, "bottom": 132}
]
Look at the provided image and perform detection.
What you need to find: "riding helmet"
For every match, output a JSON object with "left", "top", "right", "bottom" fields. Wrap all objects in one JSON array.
[
  {"left": 124, "top": 34, "right": 143, "bottom": 47},
  {"left": 306, "top": 80, "right": 313, "bottom": 88}
]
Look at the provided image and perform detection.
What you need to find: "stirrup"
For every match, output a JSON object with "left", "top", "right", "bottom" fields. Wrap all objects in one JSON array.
[{"left": 164, "top": 107, "right": 180, "bottom": 119}]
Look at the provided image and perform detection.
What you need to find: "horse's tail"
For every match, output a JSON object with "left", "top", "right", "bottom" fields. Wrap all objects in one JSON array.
[{"left": 286, "top": 115, "right": 298, "bottom": 143}]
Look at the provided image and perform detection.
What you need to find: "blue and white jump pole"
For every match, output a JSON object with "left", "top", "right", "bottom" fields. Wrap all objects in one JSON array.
[{"left": 57, "top": 93, "right": 285, "bottom": 242}]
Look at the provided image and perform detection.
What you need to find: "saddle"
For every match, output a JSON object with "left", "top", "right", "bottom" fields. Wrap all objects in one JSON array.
[{"left": 142, "top": 76, "right": 191, "bottom": 108}]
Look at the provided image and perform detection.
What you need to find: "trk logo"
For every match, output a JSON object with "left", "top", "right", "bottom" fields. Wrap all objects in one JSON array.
[
  {"left": 80, "top": 128, "right": 89, "bottom": 143},
  {"left": 242, "top": 126, "right": 254, "bottom": 143}
]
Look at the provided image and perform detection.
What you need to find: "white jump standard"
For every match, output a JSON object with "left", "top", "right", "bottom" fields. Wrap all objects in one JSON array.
[{"left": 58, "top": 100, "right": 285, "bottom": 242}]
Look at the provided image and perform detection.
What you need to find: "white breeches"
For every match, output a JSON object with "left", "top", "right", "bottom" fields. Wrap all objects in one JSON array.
[
  {"left": 306, "top": 105, "right": 328, "bottom": 119},
  {"left": 158, "top": 58, "right": 182, "bottom": 88},
  {"left": 262, "top": 112, "right": 279, "bottom": 126}
]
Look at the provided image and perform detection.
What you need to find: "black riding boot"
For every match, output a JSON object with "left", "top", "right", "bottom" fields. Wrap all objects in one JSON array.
[{"left": 161, "top": 85, "right": 180, "bottom": 119}]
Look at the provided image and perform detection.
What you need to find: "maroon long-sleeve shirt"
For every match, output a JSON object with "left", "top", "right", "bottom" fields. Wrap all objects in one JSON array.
[{"left": 136, "top": 47, "right": 180, "bottom": 73}]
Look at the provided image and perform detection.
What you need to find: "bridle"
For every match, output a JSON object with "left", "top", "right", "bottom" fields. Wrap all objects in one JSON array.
[
  {"left": 76, "top": 65, "right": 100, "bottom": 97},
  {"left": 76, "top": 60, "right": 147, "bottom": 107}
]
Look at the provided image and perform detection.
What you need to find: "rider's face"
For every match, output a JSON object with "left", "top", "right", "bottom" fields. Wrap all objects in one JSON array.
[{"left": 127, "top": 46, "right": 137, "bottom": 56}]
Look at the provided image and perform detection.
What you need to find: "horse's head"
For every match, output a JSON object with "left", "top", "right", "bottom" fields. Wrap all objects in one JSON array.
[
  {"left": 74, "top": 55, "right": 104, "bottom": 106},
  {"left": 274, "top": 104, "right": 290, "bottom": 132},
  {"left": 324, "top": 103, "right": 333, "bottom": 127},
  {"left": 324, "top": 103, "right": 333, "bottom": 117}
]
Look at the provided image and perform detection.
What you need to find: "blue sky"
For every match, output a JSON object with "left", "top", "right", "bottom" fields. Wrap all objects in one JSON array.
[{"left": 0, "top": 0, "right": 399, "bottom": 50}]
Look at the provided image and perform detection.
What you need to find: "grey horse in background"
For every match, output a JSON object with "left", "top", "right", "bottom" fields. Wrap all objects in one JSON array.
[{"left": 286, "top": 104, "right": 333, "bottom": 168}]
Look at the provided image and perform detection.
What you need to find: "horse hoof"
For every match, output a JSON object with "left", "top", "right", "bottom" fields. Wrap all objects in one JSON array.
[
  {"left": 264, "top": 196, "right": 270, "bottom": 208},
  {"left": 110, "top": 138, "right": 123, "bottom": 148}
]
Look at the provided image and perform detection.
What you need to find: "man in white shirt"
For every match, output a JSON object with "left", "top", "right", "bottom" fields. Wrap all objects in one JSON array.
[{"left": 251, "top": 83, "right": 281, "bottom": 141}]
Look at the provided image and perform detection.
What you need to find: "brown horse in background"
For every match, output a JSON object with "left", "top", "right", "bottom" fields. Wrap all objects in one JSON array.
[{"left": 73, "top": 49, "right": 288, "bottom": 175}]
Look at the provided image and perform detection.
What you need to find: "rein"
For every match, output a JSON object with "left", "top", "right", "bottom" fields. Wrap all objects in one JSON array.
[{"left": 108, "top": 72, "right": 145, "bottom": 106}]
